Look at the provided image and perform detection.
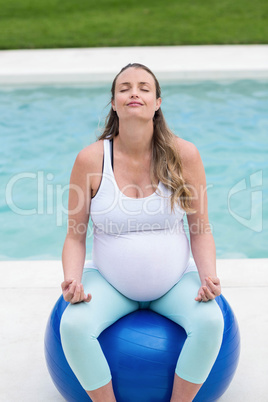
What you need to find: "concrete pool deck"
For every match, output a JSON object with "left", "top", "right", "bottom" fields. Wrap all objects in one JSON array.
[
  {"left": 0, "top": 45, "right": 268, "bottom": 401},
  {"left": 0, "top": 45, "right": 268, "bottom": 85}
]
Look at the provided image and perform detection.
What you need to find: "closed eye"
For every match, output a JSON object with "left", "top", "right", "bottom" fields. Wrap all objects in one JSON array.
[{"left": 120, "top": 89, "right": 149, "bottom": 92}]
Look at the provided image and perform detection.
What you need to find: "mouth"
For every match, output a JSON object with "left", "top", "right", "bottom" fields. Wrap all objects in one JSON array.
[{"left": 127, "top": 102, "right": 143, "bottom": 106}]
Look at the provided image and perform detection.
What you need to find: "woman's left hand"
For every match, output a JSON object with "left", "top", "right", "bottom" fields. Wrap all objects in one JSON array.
[{"left": 195, "top": 276, "right": 221, "bottom": 302}]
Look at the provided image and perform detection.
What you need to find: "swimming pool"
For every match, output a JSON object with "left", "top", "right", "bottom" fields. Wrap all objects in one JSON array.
[{"left": 1, "top": 80, "right": 267, "bottom": 260}]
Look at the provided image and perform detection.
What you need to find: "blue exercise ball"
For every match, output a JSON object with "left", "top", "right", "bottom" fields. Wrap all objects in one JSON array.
[{"left": 44, "top": 294, "right": 240, "bottom": 402}]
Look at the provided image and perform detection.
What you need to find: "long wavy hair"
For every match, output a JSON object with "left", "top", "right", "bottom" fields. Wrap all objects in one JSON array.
[{"left": 98, "top": 63, "right": 195, "bottom": 213}]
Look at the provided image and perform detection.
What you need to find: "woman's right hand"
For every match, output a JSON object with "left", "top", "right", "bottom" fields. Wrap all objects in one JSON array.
[{"left": 61, "top": 279, "right": 92, "bottom": 304}]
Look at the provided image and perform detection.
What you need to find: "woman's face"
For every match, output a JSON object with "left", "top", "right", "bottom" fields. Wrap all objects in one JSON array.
[{"left": 111, "top": 67, "right": 161, "bottom": 122}]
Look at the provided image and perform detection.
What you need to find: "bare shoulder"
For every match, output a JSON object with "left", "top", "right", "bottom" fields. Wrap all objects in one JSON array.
[
  {"left": 174, "top": 136, "right": 204, "bottom": 181},
  {"left": 174, "top": 136, "right": 200, "bottom": 163},
  {"left": 75, "top": 140, "right": 104, "bottom": 173}
]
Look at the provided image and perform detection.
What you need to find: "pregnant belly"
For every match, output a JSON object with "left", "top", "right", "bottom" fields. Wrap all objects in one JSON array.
[{"left": 92, "top": 229, "right": 190, "bottom": 301}]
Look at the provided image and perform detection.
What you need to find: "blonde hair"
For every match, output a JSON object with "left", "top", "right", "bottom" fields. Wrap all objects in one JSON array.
[{"left": 98, "top": 63, "right": 195, "bottom": 213}]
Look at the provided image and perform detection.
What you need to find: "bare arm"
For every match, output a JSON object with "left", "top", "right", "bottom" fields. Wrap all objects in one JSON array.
[
  {"left": 179, "top": 139, "right": 221, "bottom": 302},
  {"left": 61, "top": 148, "right": 92, "bottom": 303}
]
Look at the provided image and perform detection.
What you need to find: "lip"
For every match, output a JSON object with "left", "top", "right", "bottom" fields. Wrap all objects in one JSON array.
[{"left": 127, "top": 102, "right": 143, "bottom": 106}]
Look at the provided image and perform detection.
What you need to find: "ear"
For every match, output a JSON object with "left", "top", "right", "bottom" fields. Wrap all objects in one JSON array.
[
  {"left": 156, "top": 97, "right": 162, "bottom": 111},
  {"left": 111, "top": 99, "right": 116, "bottom": 111}
]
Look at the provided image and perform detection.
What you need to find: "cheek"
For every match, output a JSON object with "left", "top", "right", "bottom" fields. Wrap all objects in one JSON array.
[
  {"left": 148, "top": 95, "right": 158, "bottom": 106},
  {"left": 149, "top": 99, "right": 158, "bottom": 111},
  {"left": 114, "top": 93, "right": 126, "bottom": 106}
]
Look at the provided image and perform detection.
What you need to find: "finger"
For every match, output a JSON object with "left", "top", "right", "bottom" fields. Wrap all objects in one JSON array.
[
  {"left": 80, "top": 283, "right": 85, "bottom": 296},
  {"left": 200, "top": 290, "right": 209, "bottom": 302},
  {"left": 79, "top": 284, "right": 87, "bottom": 302},
  {"left": 195, "top": 288, "right": 205, "bottom": 302},
  {"left": 206, "top": 279, "right": 221, "bottom": 297},
  {"left": 61, "top": 279, "right": 74, "bottom": 291},
  {"left": 80, "top": 284, "right": 92, "bottom": 303},
  {"left": 76, "top": 284, "right": 86, "bottom": 303},
  {"left": 66, "top": 280, "right": 77, "bottom": 302},
  {"left": 74, "top": 283, "right": 85, "bottom": 304},
  {"left": 84, "top": 293, "right": 92, "bottom": 303},
  {"left": 202, "top": 285, "right": 215, "bottom": 300},
  {"left": 206, "top": 277, "right": 221, "bottom": 296},
  {"left": 208, "top": 276, "right": 220, "bottom": 286},
  {"left": 205, "top": 278, "right": 217, "bottom": 293},
  {"left": 70, "top": 283, "right": 80, "bottom": 304}
]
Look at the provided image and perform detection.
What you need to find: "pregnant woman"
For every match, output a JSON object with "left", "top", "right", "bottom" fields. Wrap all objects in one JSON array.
[{"left": 60, "top": 63, "right": 224, "bottom": 402}]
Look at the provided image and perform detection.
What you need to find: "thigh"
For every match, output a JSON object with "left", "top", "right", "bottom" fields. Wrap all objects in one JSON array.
[
  {"left": 150, "top": 272, "right": 222, "bottom": 332},
  {"left": 150, "top": 272, "right": 224, "bottom": 384},
  {"left": 61, "top": 267, "right": 139, "bottom": 337}
]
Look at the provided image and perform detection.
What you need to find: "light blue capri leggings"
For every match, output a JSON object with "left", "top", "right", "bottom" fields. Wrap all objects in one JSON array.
[{"left": 60, "top": 267, "right": 224, "bottom": 391}]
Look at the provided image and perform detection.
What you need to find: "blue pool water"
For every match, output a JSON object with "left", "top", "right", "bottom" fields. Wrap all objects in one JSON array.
[{"left": 0, "top": 80, "right": 267, "bottom": 260}]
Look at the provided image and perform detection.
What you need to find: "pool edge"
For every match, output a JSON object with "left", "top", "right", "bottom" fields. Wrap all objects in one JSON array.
[{"left": 0, "top": 45, "right": 268, "bottom": 85}]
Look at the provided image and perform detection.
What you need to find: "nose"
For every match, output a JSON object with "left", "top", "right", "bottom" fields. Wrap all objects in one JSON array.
[{"left": 129, "top": 87, "right": 139, "bottom": 98}]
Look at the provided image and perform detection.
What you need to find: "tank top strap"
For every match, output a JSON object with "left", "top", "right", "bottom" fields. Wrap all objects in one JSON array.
[{"left": 103, "top": 139, "right": 113, "bottom": 176}]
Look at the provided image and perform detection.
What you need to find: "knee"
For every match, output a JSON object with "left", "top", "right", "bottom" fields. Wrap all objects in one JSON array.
[
  {"left": 191, "top": 304, "right": 224, "bottom": 346},
  {"left": 60, "top": 304, "right": 96, "bottom": 343},
  {"left": 200, "top": 312, "right": 224, "bottom": 338}
]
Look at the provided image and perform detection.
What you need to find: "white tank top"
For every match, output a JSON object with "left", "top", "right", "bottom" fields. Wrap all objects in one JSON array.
[{"left": 90, "top": 139, "right": 197, "bottom": 301}]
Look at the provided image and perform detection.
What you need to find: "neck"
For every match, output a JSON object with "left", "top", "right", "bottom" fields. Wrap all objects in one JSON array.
[{"left": 116, "top": 119, "right": 154, "bottom": 157}]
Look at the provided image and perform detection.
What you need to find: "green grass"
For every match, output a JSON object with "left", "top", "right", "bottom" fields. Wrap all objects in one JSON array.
[{"left": 0, "top": 0, "right": 267, "bottom": 49}]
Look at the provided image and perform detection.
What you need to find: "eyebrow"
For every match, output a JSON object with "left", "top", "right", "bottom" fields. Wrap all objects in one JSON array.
[{"left": 118, "top": 81, "right": 151, "bottom": 86}]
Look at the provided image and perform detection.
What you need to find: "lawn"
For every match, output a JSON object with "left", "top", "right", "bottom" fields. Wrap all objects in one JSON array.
[{"left": 0, "top": 0, "right": 267, "bottom": 49}]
